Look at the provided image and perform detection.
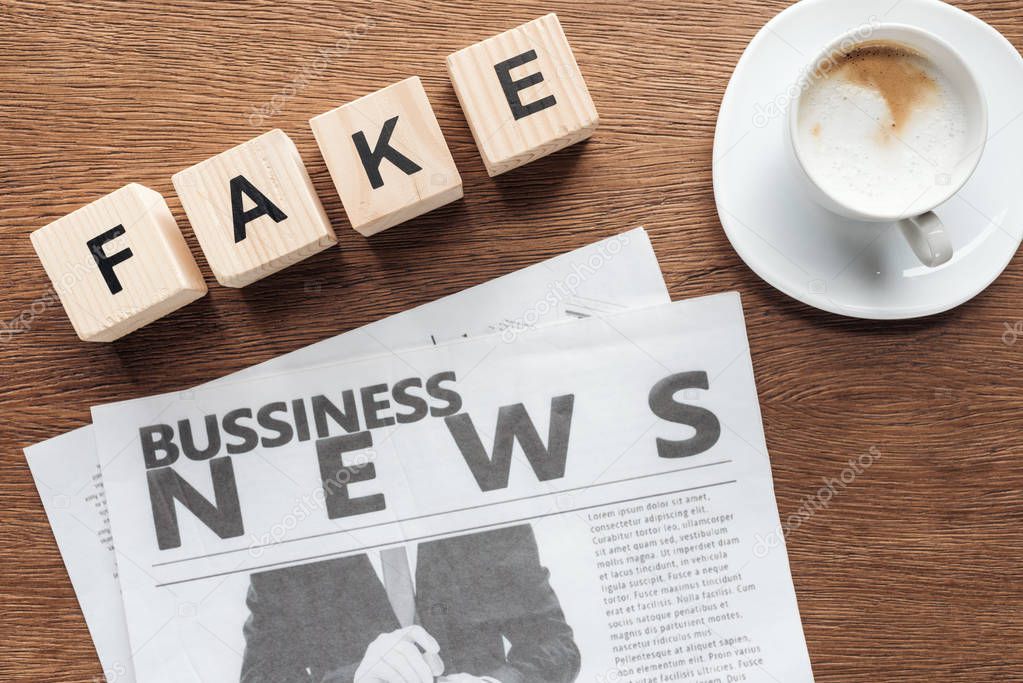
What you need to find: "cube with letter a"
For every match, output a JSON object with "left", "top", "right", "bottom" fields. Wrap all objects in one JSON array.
[
  {"left": 446, "top": 13, "right": 599, "bottom": 176},
  {"left": 172, "top": 129, "right": 338, "bottom": 287},
  {"left": 30, "top": 183, "right": 207, "bottom": 342},
  {"left": 309, "top": 76, "right": 463, "bottom": 237}
]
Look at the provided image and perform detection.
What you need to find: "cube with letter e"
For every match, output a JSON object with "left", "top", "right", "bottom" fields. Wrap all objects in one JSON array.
[
  {"left": 30, "top": 183, "right": 207, "bottom": 342},
  {"left": 309, "top": 76, "right": 463, "bottom": 237},
  {"left": 447, "top": 13, "right": 599, "bottom": 176},
  {"left": 172, "top": 129, "right": 338, "bottom": 287}
]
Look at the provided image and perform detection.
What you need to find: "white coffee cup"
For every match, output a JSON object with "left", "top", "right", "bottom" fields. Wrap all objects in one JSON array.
[{"left": 787, "top": 24, "right": 988, "bottom": 267}]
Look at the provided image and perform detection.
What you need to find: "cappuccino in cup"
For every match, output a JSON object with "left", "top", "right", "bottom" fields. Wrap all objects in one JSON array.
[
  {"left": 787, "top": 25, "right": 988, "bottom": 267},
  {"left": 797, "top": 41, "right": 969, "bottom": 217}
]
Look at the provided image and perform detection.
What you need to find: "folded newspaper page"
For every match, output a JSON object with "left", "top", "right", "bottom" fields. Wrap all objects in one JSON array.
[
  {"left": 25, "top": 229, "right": 669, "bottom": 683},
  {"left": 92, "top": 292, "right": 814, "bottom": 683}
]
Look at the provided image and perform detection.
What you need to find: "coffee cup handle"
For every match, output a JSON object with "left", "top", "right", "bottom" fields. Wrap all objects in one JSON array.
[{"left": 898, "top": 212, "right": 953, "bottom": 267}]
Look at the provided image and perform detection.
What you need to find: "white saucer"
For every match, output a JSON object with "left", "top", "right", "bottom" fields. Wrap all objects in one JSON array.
[{"left": 713, "top": 0, "right": 1023, "bottom": 319}]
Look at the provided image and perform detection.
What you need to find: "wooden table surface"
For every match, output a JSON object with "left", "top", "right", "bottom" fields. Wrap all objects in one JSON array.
[{"left": 2, "top": 0, "right": 1021, "bottom": 681}]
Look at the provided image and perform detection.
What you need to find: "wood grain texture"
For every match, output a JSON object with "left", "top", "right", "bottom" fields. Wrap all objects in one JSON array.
[{"left": 1, "top": 0, "right": 1021, "bottom": 681}]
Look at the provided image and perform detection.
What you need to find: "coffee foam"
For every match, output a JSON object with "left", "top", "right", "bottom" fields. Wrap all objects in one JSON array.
[{"left": 797, "top": 41, "right": 969, "bottom": 216}]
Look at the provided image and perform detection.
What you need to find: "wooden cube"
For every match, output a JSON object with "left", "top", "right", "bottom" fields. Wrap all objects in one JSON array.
[
  {"left": 30, "top": 184, "right": 207, "bottom": 342},
  {"left": 446, "top": 13, "right": 599, "bottom": 177},
  {"left": 172, "top": 129, "right": 337, "bottom": 287},
  {"left": 309, "top": 76, "right": 462, "bottom": 237}
]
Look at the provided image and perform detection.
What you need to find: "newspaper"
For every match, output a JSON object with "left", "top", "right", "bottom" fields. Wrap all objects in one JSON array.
[
  {"left": 92, "top": 291, "right": 814, "bottom": 683},
  {"left": 24, "top": 229, "right": 670, "bottom": 683}
]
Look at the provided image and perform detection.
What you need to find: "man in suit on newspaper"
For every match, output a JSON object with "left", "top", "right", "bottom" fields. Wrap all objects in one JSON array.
[{"left": 240, "top": 523, "right": 581, "bottom": 683}]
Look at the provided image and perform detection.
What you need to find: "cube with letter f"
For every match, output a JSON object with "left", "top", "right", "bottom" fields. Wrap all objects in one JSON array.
[
  {"left": 447, "top": 13, "right": 599, "bottom": 176},
  {"left": 310, "top": 76, "right": 463, "bottom": 237},
  {"left": 30, "top": 183, "right": 207, "bottom": 342}
]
